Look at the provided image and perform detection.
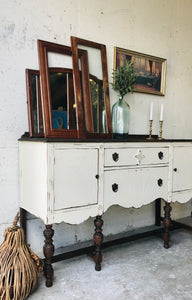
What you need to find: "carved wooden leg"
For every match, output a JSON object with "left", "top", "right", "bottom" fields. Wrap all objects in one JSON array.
[
  {"left": 43, "top": 224, "right": 55, "bottom": 287},
  {"left": 93, "top": 215, "right": 103, "bottom": 271},
  {"left": 20, "top": 207, "right": 27, "bottom": 240},
  {"left": 155, "top": 198, "right": 162, "bottom": 226},
  {"left": 163, "top": 202, "right": 172, "bottom": 249}
]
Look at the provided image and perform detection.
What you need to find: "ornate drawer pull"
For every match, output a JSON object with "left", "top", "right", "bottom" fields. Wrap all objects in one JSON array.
[
  {"left": 134, "top": 150, "right": 145, "bottom": 165},
  {"left": 112, "top": 183, "right": 118, "bottom": 192},
  {"left": 158, "top": 151, "right": 164, "bottom": 160},
  {"left": 112, "top": 152, "right": 119, "bottom": 162},
  {"left": 157, "top": 178, "right": 163, "bottom": 186}
]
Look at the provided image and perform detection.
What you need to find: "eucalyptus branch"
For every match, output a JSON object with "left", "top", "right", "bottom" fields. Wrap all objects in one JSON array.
[{"left": 111, "top": 60, "right": 136, "bottom": 98}]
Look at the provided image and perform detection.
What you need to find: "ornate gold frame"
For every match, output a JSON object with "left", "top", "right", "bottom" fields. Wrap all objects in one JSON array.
[{"left": 114, "top": 47, "right": 167, "bottom": 96}]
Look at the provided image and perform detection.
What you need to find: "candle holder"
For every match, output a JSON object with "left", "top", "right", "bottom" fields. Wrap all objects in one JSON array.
[
  {"left": 158, "top": 121, "right": 163, "bottom": 140},
  {"left": 147, "top": 120, "right": 154, "bottom": 140}
]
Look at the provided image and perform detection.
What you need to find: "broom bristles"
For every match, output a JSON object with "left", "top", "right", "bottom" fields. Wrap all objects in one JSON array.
[{"left": 0, "top": 214, "right": 40, "bottom": 300}]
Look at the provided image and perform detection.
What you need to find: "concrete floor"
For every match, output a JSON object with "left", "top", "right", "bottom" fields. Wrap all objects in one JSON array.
[{"left": 28, "top": 230, "right": 192, "bottom": 300}]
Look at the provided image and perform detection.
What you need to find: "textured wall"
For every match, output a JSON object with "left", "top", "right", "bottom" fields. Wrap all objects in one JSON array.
[{"left": 0, "top": 0, "right": 192, "bottom": 255}]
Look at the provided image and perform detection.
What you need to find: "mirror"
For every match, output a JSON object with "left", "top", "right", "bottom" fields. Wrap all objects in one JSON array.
[
  {"left": 71, "top": 36, "right": 112, "bottom": 138},
  {"left": 38, "top": 40, "right": 84, "bottom": 138},
  {"left": 26, "top": 68, "right": 76, "bottom": 137},
  {"left": 89, "top": 74, "right": 105, "bottom": 133},
  {"left": 48, "top": 68, "right": 76, "bottom": 130},
  {"left": 26, "top": 69, "right": 43, "bottom": 137}
]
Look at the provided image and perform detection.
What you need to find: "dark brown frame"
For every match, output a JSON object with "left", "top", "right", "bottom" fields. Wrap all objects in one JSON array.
[
  {"left": 37, "top": 40, "right": 85, "bottom": 138},
  {"left": 71, "top": 36, "right": 112, "bottom": 139},
  {"left": 26, "top": 69, "right": 44, "bottom": 137},
  {"left": 26, "top": 68, "right": 76, "bottom": 137}
]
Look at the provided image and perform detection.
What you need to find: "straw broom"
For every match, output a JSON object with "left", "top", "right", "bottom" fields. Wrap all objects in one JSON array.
[{"left": 0, "top": 212, "right": 43, "bottom": 300}]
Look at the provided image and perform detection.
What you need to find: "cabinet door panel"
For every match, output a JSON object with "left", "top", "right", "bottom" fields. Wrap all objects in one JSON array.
[
  {"left": 104, "top": 166, "right": 168, "bottom": 210},
  {"left": 54, "top": 148, "right": 98, "bottom": 210},
  {"left": 172, "top": 146, "right": 192, "bottom": 192}
]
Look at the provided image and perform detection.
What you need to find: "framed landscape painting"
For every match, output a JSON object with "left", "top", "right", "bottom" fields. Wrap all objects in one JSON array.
[{"left": 114, "top": 47, "right": 167, "bottom": 96}]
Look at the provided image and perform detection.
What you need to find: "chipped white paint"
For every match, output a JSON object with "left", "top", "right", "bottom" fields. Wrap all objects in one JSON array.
[
  {"left": 20, "top": 141, "right": 192, "bottom": 226},
  {"left": 1, "top": 0, "right": 192, "bottom": 254}
]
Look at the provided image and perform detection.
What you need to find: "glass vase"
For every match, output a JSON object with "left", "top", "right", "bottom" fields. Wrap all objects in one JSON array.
[{"left": 112, "top": 96, "right": 130, "bottom": 138}]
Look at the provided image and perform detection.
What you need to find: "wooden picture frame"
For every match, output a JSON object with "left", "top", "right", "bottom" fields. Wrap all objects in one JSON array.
[
  {"left": 114, "top": 47, "right": 167, "bottom": 96},
  {"left": 37, "top": 39, "right": 85, "bottom": 138},
  {"left": 25, "top": 69, "right": 44, "bottom": 137},
  {"left": 26, "top": 68, "right": 77, "bottom": 137},
  {"left": 71, "top": 36, "right": 112, "bottom": 139}
]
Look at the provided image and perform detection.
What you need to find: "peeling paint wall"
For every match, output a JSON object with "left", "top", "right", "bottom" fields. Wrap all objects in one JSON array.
[{"left": 0, "top": 0, "right": 192, "bottom": 256}]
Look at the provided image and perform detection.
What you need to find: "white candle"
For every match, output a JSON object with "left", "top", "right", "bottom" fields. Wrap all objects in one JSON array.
[
  {"left": 150, "top": 102, "right": 153, "bottom": 120},
  {"left": 160, "top": 104, "right": 164, "bottom": 121}
]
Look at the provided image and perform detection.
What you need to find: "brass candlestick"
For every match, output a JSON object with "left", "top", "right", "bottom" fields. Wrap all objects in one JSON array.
[
  {"left": 147, "top": 120, "right": 154, "bottom": 140},
  {"left": 158, "top": 120, "right": 163, "bottom": 140}
]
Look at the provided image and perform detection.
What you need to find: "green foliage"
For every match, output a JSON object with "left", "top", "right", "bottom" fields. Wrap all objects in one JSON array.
[{"left": 111, "top": 60, "right": 136, "bottom": 98}]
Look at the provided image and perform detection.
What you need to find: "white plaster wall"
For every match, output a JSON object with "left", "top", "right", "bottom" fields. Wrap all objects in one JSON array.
[{"left": 1, "top": 0, "right": 192, "bottom": 256}]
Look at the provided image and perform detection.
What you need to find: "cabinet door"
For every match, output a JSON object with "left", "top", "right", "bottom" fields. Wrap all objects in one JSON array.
[
  {"left": 53, "top": 148, "right": 98, "bottom": 210},
  {"left": 172, "top": 146, "right": 192, "bottom": 192}
]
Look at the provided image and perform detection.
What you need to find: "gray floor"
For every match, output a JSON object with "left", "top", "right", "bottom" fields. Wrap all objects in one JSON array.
[{"left": 28, "top": 230, "right": 192, "bottom": 300}]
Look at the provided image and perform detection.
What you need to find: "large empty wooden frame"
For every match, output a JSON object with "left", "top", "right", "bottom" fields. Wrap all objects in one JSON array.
[
  {"left": 71, "top": 36, "right": 112, "bottom": 139},
  {"left": 38, "top": 39, "right": 85, "bottom": 138}
]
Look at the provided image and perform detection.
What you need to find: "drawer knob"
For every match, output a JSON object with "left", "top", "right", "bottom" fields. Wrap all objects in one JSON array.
[
  {"left": 112, "top": 183, "right": 118, "bottom": 192},
  {"left": 173, "top": 168, "right": 177, "bottom": 172},
  {"left": 112, "top": 152, "right": 119, "bottom": 162},
  {"left": 158, "top": 151, "right": 164, "bottom": 160},
  {"left": 157, "top": 178, "right": 163, "bottom": 186},
  {"left": 95, "top": 174, "right": 99, "bottom": 179}
]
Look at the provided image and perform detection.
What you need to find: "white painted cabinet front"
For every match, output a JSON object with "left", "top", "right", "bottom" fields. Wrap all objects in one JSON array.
[
  {"left": 19, "top": 142, "right": 102, "bottom": 225},
  {"left": 172, "top": 145, "right": 192, "bottom": 192},
  {"left": 19, "top": 141, "right": 192, "bottom": 225},
  {"left": 103, "top": 145, "right": 169, "bottom": 211},
  {"left": 104, "top": 166, "right": 168, "bottom": 211},
  {"left": 171, "top": 144, "right": 192, "bottom": 203},
  {"left": 53, "top": 148, "right": 98, "bottom": 210}
]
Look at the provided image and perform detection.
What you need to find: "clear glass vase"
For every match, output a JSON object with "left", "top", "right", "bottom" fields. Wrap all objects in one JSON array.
[{"left": 112, "top": 96, "right": 130, "bottom": 138}]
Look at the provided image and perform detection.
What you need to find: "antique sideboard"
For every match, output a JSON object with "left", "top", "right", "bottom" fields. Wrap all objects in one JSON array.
[{"left": 19, "top": 138, "right": 192, "bottom": 286}]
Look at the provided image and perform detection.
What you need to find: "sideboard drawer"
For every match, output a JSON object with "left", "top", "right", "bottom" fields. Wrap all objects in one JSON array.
[
  {"left": 104, "top": 147, "right": 169, "bottom": 167},
  {"left": 104, "top": 166, "right": 168, "bottom": 210}
]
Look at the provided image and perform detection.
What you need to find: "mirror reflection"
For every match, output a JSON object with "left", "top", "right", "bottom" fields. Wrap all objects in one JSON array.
[
  {"left": 89, "top": 76, "right": 105, "bottom": 133},
  {"left": 29, "top": 69, "right": 76, "bottom": 136},
  {"left": 47, "top": 52, "right": 76, "bottom": 131},
  {"left": 30, "top": 72, "right": 43, "bottom": 135},
  {"left": 49, "top": 70, "right": 76, "bottom": 130},
  {"left": 78, "top": 46, "right": 107, "bottom": 134}
]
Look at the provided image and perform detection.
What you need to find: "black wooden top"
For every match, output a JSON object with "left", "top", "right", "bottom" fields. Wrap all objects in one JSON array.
[{"left": 18, "top": 132, "right": 192, "bottom": 143}]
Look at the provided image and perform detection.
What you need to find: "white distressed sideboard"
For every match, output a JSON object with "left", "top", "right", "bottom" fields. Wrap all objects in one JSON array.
[{"left": 19, "top": 139, "right": 192, "bottom": 286}]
